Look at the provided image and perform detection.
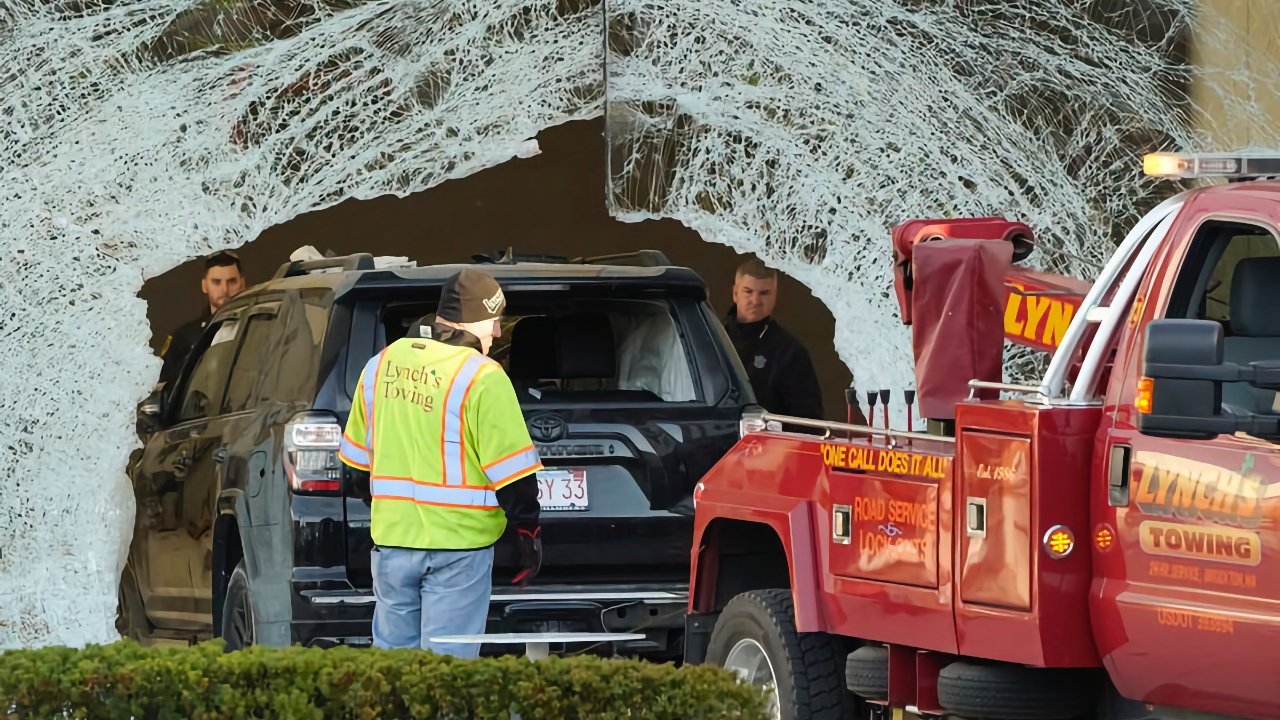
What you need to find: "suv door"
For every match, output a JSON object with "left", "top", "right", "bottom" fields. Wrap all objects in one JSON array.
[
  {"left": 131, "top": 313, "right": 242, "bottom": 630},
  {"left": 206, "top": 302, "right": 285, "bottom": 620},
  {"left": 1093, "top": 211, "right": 1280, "bottom": 714}
]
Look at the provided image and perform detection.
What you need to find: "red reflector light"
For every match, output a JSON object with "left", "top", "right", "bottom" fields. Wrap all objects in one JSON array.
[{"left": 297, "top": 480, "right": 341, "bottom": 493}]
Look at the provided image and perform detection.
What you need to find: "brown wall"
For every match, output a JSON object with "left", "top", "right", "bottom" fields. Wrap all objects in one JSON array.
[
  {"left": 1189, "top": 0, "right": 1280, "bottom": 148},
  {"left": 140, "top": 118, "right": 853, "bottom": 420}
]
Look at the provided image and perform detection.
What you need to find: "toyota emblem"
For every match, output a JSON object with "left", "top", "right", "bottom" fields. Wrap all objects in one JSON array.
[{"left": 528, "top": 414, "right": 567, "bottom": 443}]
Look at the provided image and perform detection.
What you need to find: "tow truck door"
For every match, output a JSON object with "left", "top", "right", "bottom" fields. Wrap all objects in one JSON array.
[{"left": 1093, "top": 205, "right": 1280, "bottom": 717}]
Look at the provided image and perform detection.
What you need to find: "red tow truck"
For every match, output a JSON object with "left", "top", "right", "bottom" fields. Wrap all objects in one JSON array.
[{"left": 685, "top": 152, "right": 1280, "bottom": 720}]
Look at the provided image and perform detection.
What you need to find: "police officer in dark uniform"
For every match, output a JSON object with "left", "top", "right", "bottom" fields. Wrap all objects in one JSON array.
[
  {"left": 158, "top": 251, "right": 246, "bottom": 389},
  {"left": 723, "top": 257, "right": 826, "bottom": 419}
]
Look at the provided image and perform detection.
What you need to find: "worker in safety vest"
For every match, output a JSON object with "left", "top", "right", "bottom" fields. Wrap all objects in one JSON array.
[{"left": 338, "top": 268, "right": 543, "bottom": 656}]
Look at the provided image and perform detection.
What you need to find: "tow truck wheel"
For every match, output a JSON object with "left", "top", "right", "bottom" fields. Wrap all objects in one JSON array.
[
  {"left": 707, "top": 589, "right": 856, "bottom": 720},
  {"left": 936, "top": 661, "right": 1099, "bottom": 720},
  {"left": 845, "top": 645, "right": 889, "bottom": 701}
]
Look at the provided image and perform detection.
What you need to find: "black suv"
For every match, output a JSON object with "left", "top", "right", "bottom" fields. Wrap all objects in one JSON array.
[{"left": 121, "top": 250, "right": 754, "bottom": 658}]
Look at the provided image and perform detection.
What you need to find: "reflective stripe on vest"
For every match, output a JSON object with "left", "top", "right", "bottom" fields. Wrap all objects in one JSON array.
[
  {"left": 340, "top": 351, "right": 384, "bottom": 471},
  {"left": 370, "top": 477, "right": 500, "bottom": 509},
  {"left": 339, "top": 434, "right": 370, "bottom": 469},
  {"left": 441, "top": 353, "right": 490, "bottom": 486},
  {"left": 362, "top": 350, "right": 383, "bottom": 456},
  {"left": 482, "top": 445, "right": 542, "bottom": 487}
]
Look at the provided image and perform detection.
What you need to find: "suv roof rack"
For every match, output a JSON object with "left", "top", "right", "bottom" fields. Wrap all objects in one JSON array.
[
  {"left": 470, "top": 249, "right": 572, "bottom": 264},
  {"left": 573, "top": 250, "right": 672, "bottom": 267},
  {"left": 470, "top": 248, "right": 673, "bottom": 267},
  {"left": 273, "top": 253, "right": 376, "bottom": 279}
]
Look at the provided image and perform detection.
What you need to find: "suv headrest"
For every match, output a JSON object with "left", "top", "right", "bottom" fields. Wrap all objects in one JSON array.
[
  {"left": 509, "top": 316, "right": 559, "bottom": 380},
  {"left": 1230, "top": 257, "right": 1280, "bottom": 337},
  {"left": 556, "top": 314, "right": 616, "bottom": 379}
]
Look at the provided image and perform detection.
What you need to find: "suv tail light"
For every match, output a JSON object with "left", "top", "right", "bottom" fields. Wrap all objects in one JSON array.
[{"left": 284, "top": 412, "right": 344, "bottom": 494}]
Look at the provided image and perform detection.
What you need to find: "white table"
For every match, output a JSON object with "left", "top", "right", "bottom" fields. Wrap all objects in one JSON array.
[{"left": 428, "top": 632, "right": 645, "bottom": 660}]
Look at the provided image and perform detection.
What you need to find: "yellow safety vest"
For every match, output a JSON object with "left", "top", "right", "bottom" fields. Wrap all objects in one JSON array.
[{"left": 338, "top": 337, "right": 543, "bottom": 550}]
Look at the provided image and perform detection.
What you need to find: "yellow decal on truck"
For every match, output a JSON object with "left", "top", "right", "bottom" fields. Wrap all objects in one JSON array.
[
  {"left": 1132, "top": 452, "right": 1266, "bottom": 528},
  {"left": 1148, "top": 560, "right": 1259, "bottom": 590},
  {"left": 1155, "top": 607, "right": 1236, "bottom": 635},
  {"left": 1139, "top": 520, "right": 1261, "bottom": 566},
  {"left": 820, "top": 444, "right": 951, "bottom": 480},
  {"left": 1003, "top": 283, "right": 1077, "bottom": 351}
]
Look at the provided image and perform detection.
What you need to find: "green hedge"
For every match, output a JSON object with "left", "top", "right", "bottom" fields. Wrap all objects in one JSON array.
[{"left": 0, "top": 640, "right": 767, "bottom": 719}]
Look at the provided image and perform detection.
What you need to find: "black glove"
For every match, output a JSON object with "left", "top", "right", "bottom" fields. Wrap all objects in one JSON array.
[{"left": 512, "top": 526, "right": 542, "bottom": 586}]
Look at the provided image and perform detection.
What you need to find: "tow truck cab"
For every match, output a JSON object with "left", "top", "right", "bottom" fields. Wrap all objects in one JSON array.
[{"left": 687, "top": 152, "right": 1280, "bottom": 720}]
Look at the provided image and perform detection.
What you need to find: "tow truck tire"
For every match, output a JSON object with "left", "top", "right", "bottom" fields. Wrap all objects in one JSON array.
[
  {"left": 707, "top": 589, "right": 855, "bottom": 720},
  {"left": 844, "top": 645, "right": 889, "bottom": 701},
  {"left": 937, "top": 661, "right": 1098, "bottom": 720}
]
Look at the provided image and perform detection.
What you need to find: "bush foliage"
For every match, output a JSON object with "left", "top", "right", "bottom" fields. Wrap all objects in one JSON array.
[{"left": 0, "top": 640, "right": 767, "bottom": 719}]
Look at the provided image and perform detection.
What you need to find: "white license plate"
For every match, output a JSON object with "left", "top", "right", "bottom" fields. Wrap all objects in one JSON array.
[{"left": 537, "top": 469, "right": 588, "bottom": 511}]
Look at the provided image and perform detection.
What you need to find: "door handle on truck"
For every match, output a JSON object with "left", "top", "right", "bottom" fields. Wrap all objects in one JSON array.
[
  {"left": 1108, "top": 444, "right": 1132, "bottom": 507},
  {"left": 966, "top": 497, "right": 987, "bottom": 538}
]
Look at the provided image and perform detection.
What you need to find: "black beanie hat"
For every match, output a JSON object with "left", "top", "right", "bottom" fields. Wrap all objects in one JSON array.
[{"left": 436, "top": 268, "right": 506, "bottom": 323}]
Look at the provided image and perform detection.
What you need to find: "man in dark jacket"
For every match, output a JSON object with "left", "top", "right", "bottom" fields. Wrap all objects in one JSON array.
[
  {"left": 724, "top": 258, "right": 825, "bottom": 419},
  {"left": 158, "top": 251, "right": 246, "bottom": 389}
]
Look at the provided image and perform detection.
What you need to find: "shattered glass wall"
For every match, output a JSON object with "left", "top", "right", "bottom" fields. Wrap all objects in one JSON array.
[
  {"left": 1, "top": 0, "right": 1277, "bottom": 647},
  {"left": 0, "top": 0, "right": 601, "bottom": 648},
  {"left": 604, "top": 0, "right": 1279, "bottom": 412}
]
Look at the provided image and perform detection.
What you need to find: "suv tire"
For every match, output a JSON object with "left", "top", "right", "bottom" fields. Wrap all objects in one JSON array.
[
  {"left": 220, "top": 561, "right": 255, "bottom": 651},
  {"left": 706, "top": 589, "right": 855, "bottom": 720},
  {"left": 116, "top": 565, "right": 150, "bottom": 642},
  {"left": 937, "top": 661, "right": 1098, "bottom": 720}
]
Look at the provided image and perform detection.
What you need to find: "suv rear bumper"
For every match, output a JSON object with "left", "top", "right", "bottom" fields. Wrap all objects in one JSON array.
[
  {"left": 293, "top": 583, "right": 688, "bottom": 657},
  {"left": 486, "top": 583, "right": 688, "bottom": 658}
]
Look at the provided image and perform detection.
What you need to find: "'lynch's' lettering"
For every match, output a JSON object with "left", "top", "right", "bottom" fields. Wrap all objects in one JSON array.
[
  {"left": 1004, "top": 285, "right": 1075, "bottom": 349},
  {"left": 1133, "top": 460, "right": 1263, "bottom": 527}
]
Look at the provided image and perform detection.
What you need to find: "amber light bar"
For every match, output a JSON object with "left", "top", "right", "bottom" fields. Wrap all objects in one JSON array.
[{"left": 1143, "top": 151, "right": 1280, "bottom": 180}]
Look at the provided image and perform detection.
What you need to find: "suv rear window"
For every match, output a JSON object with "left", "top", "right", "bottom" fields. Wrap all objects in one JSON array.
[{"left": 382, "top": 297, "right": 698, "bottom": 403}]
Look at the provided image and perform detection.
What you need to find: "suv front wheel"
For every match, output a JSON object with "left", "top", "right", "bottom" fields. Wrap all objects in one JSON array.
[
  {"left": 707, "top": 589, "right": 856, "bottom": 720},
  {"left": 221, "top": 561, "right": 255, "bottom": 651}
]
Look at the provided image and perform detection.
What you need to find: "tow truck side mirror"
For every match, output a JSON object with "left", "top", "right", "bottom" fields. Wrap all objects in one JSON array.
[{"left": 1138, "top": 319, "right": 1280, "bottom": 440}]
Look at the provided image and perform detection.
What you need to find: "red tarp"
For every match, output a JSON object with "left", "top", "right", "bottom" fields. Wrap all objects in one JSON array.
[
  {"left": 909, "top": 239, "right": 1012, "bottom": 420},
  {"left": 890, "top": 217, "right": 1092, "bottom": 419}
]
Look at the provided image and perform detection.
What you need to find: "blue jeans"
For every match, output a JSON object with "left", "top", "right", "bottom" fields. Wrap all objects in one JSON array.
[{"left": 370, "top": 545, "right": 493, "bottom": 658}]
